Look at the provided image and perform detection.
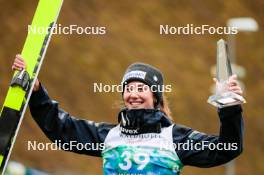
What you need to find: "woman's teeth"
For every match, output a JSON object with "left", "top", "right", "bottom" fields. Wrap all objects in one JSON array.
[{"left": 130, "top": 101, "right": 143, "bottom": 105}]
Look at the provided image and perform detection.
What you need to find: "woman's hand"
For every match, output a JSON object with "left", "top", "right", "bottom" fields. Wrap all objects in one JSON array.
[
  {"left": 12, "top": 54, "right": 40, "bottom": 91},
  {"left": 214, "top": 74, "right": 243, "bottom": 96},
  {"left": 227, "top": 74, "right": 243, "bottom": 96}
]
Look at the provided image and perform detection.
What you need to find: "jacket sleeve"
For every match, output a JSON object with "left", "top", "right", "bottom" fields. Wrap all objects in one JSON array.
[
  {"left": 29, "top": 85, "right": 115, "bottom": 157},
  {"left": 173, "top": 105, "right": 244, "bottom": 167}
]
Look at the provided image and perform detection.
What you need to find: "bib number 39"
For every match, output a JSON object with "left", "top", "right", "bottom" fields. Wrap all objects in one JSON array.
[{"left": 118, "top": 151, "right": 150, "bottom": 171}]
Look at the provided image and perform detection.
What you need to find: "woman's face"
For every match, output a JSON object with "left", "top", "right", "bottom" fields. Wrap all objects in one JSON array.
[{"left": 123, "top": 81, "right": 155, "bottom": 109}]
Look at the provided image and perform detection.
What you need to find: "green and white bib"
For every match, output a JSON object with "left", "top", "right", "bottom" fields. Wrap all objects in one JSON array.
[{"left": 102, "top": 125, "right": 183, "bottom": 175}]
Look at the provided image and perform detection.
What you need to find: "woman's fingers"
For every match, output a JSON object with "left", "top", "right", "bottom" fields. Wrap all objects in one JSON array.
[
  {"left": 15, "top": 57, "right": 25, "bottom": 64},
  {"left": 15, "top": 54, "right": 23, "bottom": 60},
  {"left": 14, "top": 60, "right": 25, "bottom": 67},
  {"left": 229, "top": 86, "right": 241, "bottom": 91},
  {"left": 227, "top": 74, "right": 239, "bottom": 87},
  {"left": 12, "top": 54, "right": 26, "bottom": 70},
  {"left": 15, "top": 56, "right": 26, "bottom": 66},
  {"left": 232, "top": 89, "right": 243, "bottom": 96},
  {"left": 214, "top": 75, "right": 243, "bottom": 95},
  {"left": 12, "top": 63, "right": 23, "bottom": 70},
  {"left": 228, "top": 74, "right": 237, "bottom": 83},
  {"left": 229, "top": 79, "right": 237, "bottom": 84},
  {"left": 12, "top": 62, "right": 24, "bottom": 70},
  {"left": 228, "top": 75, "right": 243, "bottom": 95},
  {"left": 13, "top": 54, "right": 40, "bottom": 91}
]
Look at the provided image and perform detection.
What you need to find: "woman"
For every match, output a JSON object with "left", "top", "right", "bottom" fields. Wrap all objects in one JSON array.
[{"left": 13, "top": 54, "right": 243, "bottom": 174}]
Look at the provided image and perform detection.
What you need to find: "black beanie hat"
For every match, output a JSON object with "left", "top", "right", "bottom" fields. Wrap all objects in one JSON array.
[{"left": 121, "top": 62, "right": 164, "bottom": 105}]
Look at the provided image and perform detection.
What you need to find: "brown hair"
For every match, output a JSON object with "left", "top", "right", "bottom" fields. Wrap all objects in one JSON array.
[{"left": 156, "top": 95, "right": 173, "bottom": 121}]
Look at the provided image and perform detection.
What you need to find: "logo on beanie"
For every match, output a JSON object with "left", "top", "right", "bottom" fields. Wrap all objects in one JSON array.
[
  {"left": 153, "top": 75, "right": 158, "bottom": 82},
  {"left": 122, "top": 70, "right": 146, "bottom": 83}
]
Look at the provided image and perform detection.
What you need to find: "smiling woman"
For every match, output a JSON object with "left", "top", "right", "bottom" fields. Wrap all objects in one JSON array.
[
  {"left": 12, "top": 56, "right": 244, "bottom": 175},
  {"left": 123, "top": 81, "right": 155, "bottom": 109},
  {"left": 121, "top": 63, "right": 172, "bottom": 118}
]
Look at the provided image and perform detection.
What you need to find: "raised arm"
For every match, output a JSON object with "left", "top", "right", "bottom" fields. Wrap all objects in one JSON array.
[
  {"left": 29, "top": 85, "right": 114, "bottom": 157},
  {"left": 174, "top": 75, "right": 244, "bottom": 167},
  {"left": 12, "top": 54, "right": 115, "bottom": 157},
  {"left": 174, "top": 105, "right": 243, "bottom": 167}
]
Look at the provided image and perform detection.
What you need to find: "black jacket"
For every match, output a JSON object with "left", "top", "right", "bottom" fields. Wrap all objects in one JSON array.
[{"left": 29, "top": 85, "right": 243, "bottom": 170}]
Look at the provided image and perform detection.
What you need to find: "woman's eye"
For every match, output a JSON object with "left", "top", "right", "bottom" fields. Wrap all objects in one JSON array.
[{"left": 126, "top": 87, "right": 131, "bottom": 92}]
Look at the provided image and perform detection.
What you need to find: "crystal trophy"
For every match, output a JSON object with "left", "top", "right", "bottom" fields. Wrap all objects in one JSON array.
[{"left": 207, "top": 39, "right": 246, "bottom": 108}]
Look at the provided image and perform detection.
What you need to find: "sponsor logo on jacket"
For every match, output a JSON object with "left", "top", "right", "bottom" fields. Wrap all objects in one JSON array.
[{"left": 120, "top": 126, "right": 138, "bottom": 134}]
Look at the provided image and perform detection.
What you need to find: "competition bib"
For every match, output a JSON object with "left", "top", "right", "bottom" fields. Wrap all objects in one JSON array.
[{"left": 102, "top": 125, "right": 183, "bottom": 175}]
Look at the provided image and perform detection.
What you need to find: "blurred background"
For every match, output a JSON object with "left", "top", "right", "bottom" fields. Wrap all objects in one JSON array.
[{"left": 0, "top": 0, "right": 263, "bottom": 174}]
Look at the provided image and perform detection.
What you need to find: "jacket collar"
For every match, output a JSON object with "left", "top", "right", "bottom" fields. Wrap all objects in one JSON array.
[{"left": 118, "top": 108, "right": 172, "bottom": 135}]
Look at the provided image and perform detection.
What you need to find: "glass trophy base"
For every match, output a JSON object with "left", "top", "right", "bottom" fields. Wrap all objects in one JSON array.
[{"left": 207, "top": 91, "right": 246, "bottom": 108}]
